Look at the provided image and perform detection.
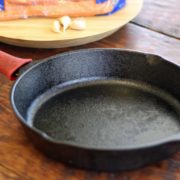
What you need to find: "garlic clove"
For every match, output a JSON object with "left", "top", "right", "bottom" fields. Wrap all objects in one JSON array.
[
  {"left": 58, "top": 16, "right": 71, "bottom": 32},
  {"left": 52, "top": 20, "right": 61, "bottom": 33},
  {"left": 70, "top": 18, "right": 87, "bottom": 30}
]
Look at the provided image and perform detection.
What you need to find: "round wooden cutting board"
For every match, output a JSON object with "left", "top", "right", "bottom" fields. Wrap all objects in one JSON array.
[{"left": 0, "top": 0, "right": 143, "bottom": 48}]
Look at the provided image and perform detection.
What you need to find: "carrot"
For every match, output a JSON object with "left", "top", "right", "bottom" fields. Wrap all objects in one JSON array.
[
  {"left": 0, "top": 0, "right": 114, "bottom": 20},
  {"left": 6, "top": 0, "right": 59, "bottom": 5}
]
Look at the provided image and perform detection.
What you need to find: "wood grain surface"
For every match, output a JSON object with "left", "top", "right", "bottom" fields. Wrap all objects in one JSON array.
[
  {"left": 0, "top": 0, "right": 180, "bottom": 179},
  {"left": 0, "top": 0, "right": 143, "bottom": 48},
  {"left": 133, "top": 0, "right": 180, "bottom": 38}
]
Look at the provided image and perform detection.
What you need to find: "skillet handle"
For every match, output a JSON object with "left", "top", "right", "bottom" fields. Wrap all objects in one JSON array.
[{"left": 0, "top": 51, "right": 32, "bottom": 80}]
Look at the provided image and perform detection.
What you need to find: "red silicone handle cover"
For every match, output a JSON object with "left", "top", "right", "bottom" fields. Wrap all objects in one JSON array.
[{"left": 0, "top": 51, "right": 32, "bottom": 80}]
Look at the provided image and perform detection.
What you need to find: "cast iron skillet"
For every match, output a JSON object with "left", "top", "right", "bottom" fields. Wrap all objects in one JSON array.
[{"left": 0, "top": 48, "right": 180, "bottom": 171}]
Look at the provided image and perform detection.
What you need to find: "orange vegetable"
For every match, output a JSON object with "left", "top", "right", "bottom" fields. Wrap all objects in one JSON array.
[{"left": 0, "top": 0, "right": 114, "bottom": 20}]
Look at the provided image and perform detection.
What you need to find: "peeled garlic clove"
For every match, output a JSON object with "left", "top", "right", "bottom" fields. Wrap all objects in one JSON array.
[
  {"left": 70, "top": 18, "right": 87, "bottom": 30},
  {"left": 52, "top": 20, "right": 61, "bottom": 33},
  {"left": 59, "top": 16, "right": 71, "bottom": 32}
]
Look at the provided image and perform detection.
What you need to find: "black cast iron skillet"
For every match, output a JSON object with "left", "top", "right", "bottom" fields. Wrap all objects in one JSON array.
[{"left": 0, "top": 48, "right": 180, "bottom": 171}]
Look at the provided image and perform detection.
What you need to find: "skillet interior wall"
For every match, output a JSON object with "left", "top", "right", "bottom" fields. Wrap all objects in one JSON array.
[{"left": 12, "top": 49, "right": 180, "bottom": 121}]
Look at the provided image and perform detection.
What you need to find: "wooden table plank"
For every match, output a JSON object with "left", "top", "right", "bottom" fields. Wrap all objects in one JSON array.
[
  {"left": 0, "top": 23, "right": 180, "bottom": 179},
  {"left": 132, "top": 0, "right": 180, "bottom": 38},
  {"left": 0, "top": 164, "right": 23, "bottom": 180}
]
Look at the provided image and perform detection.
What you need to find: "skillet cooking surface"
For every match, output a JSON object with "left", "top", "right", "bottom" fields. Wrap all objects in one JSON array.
[{"left": 27, "top": 79, "right": 180, "bottom": 148}]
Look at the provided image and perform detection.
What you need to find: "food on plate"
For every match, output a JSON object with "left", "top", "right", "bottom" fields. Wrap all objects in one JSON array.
[
  {"left": 58, "top": 16, "right": 72, "bottom": 32},
  {"left": 52, "top": 19, "right": 61, "bottom": 33},
  {"left": 52, "top": 16, "right": 87, "bottom": 33},
  {"left": 0, "top": 0, "right": 115, "bottom": 20},
  {"left": 6, "top": 0, "right": 59, "bottom": 5},
  {"left": 70, "top": 18, "right": 86, "bottom": 30}
]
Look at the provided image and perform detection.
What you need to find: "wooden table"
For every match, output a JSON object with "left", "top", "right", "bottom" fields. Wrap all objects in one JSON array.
[{"left": 0, "top": 0, "right": 180, "bottom": 179}]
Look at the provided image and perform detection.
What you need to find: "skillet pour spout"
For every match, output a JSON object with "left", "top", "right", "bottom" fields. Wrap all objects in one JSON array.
[{"left": 0, "top": 48, "right": 180, "bottom": 171}]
